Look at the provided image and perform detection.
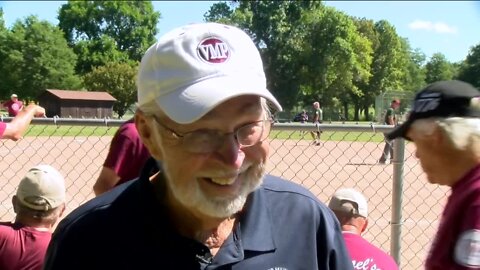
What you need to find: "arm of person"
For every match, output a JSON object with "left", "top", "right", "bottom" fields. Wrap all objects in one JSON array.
[
  {"left": 1, "top": 104, "right": 45, "bottom": 141},
  {"left": 313, "top": 204, "right": 354, "bottom": 269},
  {"left": 93, "top": 167, "right": 121, "bottom": 196},
  {"left": 313, "top": 111, "right": 319, "bottom": 123},
  {"left": 452, "top": 205, "right": 480, "bottom": 269},
  {"left": 92, "top": 123, "right": 137, "bottom": 196},
  {"left": 386, "top": 115, "right": 394, "bottom": 125}
]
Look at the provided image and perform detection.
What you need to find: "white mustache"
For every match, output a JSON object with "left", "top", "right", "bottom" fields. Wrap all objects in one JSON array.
[{"left": 199, "top": 161, "right": 254, "bottom": 178}]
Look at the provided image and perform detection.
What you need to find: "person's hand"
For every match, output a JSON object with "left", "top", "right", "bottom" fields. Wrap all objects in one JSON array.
[
  {"left": 34, "top": 105, "right": 46, "bottom": 117},
  {"left": 24, "top": 104, "right": 46, "bottom": 117}
]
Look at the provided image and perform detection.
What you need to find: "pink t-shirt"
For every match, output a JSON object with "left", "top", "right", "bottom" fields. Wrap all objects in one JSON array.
[
  {"left": 0, "top": 222, "right": 52, "bottom": 270},
  {"left": 103, "top": 119, "right": 150, "bottom": 185},
  {"left": 425, "top": 164, "right": 480, "bottom": 270},
  {"left": 0, "top": 122, "right": 6, "bottom": 138},
  {"left": 343, "top": 232, "right": 399, "bottom": 270}
]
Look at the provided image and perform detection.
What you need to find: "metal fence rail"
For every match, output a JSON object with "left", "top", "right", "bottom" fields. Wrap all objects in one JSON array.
[{"left": 0, "top": 118, "right": 447, "bottom": 270}]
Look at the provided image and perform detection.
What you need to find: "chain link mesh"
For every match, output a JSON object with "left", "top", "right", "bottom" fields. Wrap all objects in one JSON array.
[{"left": 0, "top": 119, "right": 447, "bottom": 269}]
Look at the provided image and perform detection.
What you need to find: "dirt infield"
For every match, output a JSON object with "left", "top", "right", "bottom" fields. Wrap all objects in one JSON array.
[{"left": 0, "top": 135, "right": 447, "bottom": 269}]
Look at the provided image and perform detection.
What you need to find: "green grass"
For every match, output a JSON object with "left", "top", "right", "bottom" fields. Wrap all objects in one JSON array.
[
  {"left": 25, "top": 125, "right": 119, "bottom": 137},
  {"left": 21, "top": 123, "right": 384, "bottom": 143},
  {"left": 270, "top": 130, "right": 385, "bottom": 142}
]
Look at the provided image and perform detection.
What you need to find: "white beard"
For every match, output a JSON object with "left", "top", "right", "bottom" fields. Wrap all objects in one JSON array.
[{"left": 162, "top": 160, "right": 266, "bottom": 218}]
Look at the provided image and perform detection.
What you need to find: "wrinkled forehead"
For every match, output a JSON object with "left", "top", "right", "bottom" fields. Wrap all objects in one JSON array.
[
  {"left": 156, "top": 95, "right": 264, "bottom": 124},
  {"left": 201, "top": 95, "right": 264, "bottom": 120}
]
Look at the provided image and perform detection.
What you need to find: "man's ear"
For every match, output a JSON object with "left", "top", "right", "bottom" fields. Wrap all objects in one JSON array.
[
  {"left": 135, "top": 111, "right": 164, "bottom": 161},
  {"left": 360, "top": 218, "right": 368, "bottom": 234},
  {"left": 59, "top": 203, "right": 66, "bottom": 218},
  {"left": 12, "top": 196, "right": 18, "bottom": 213},
  {"left": 431, "top": 124, "right": 445, "bottom": 147}
]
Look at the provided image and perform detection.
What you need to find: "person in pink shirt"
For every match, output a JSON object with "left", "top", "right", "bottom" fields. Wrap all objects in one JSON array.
[
  {"left": 329, "top": 188, "right": 399, "bottom": 270},
  {"left": 0, "top": 103, "right": 46, "bottom": 141},
  {"left": 387, "top": 80, "right": 480, "bottom": 269},
  {"left": 3, "top": 94, "right": 24, "bottom": 116},
  {"left": 0, "top": 164, "right": 66, "bottom": 270}
]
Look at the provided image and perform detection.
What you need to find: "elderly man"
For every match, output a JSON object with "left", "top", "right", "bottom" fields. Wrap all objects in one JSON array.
[
  {"left": 44, "top": 23, "right": 353, "bottom": 269},
  {"left": 328, "top": 188, "right": 398, "bottom": 269},
  {"left": 0, "top": 165, "right": 66, "bottom": 270},
  {"left": 387, "top": 80, "right": 480, "bottom": 269}
]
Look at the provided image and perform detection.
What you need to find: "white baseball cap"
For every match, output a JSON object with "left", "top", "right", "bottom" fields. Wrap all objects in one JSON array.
[
  {"left": 137, "top": 22, "right": 282, "bottom": 124},
  {"left": 328, "top": 188, "right": 368, "bottom": 218},
  {"left": 16, "top": 165, "right": 66, "bottom": 211},
  {"left": 11, "top": 94, "right": 17, "bottom": 98}
]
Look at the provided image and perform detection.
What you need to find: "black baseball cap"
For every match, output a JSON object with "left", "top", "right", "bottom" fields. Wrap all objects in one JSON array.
[{"left": 387, "top": 80, "right": 480, "bottom": 141}]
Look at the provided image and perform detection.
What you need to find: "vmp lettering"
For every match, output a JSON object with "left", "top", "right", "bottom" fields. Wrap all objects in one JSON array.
[
  {"left": 197, "top": 38, "right": 230, "bottom": 64},
  {"left": 413, "top": 92, "right": 441, "bottom": 113}
]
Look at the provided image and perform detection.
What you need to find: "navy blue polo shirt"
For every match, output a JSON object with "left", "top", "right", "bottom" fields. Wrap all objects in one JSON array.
[{"left": 44, "top": 158, "right": 353, "bottom": 270}]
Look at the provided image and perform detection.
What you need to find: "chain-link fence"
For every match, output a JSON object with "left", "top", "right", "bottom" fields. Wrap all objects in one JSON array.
[{"left": 0, "top": 118, "right": 447, "bottom": 270}]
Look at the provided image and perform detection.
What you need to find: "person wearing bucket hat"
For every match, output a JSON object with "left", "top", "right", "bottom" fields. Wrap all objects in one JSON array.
[
  {"left": 388, "top": 80, "right": 480, "bottom": 269},
  {"left": 328, "top": 188, "right": 398, "bottom": 269},
  {"left": 44, "top": 22, "right": 353, "bottom": 270},
  {"left": 0, "top": 165, "right": 66, "bottom": 270}
]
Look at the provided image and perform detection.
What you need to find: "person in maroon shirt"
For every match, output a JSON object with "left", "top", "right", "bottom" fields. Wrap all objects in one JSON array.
[
  {"left": 329, "top": 188, "right": 399, "bottom": 270},
  {"left": 93, "top": 118, "right": 150, "bottom": 196},
  {"left": 2, "top": 94, "right": 24, "bottom": 116},
  {"left": 0, "top": 164, "right": 66, "bottom": 270},
  {"left": 388, "top": 80, "right": 480, "bottom": 269}
]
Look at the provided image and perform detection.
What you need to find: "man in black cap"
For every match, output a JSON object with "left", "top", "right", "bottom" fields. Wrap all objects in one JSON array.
[
  {"left": 378, "top": 99, "right": 401, "bottom": 164},
  {"left": 387, "top": 80, "right": 480, "bottom": 270}
]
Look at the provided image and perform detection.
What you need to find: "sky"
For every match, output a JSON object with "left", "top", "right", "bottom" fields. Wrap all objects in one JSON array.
[{"left": 0, "top": 1, "right": 479, "bottom": 63}]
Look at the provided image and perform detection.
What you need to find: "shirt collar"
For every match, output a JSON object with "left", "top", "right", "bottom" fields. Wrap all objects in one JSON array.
[
  {"left": 138, "top": 159, "right": 276, "bottom": 252},
  {"left": 239, "top": 184, "right": 276, "bottom": 252}
]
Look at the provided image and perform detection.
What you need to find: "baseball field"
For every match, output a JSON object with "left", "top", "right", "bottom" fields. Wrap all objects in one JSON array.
[{"left": 0, "top": 129, "right": 447, "bottom": 270}]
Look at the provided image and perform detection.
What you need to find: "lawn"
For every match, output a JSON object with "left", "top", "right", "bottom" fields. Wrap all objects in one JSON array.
[
  {"left": 22, "top": 121, "right": 385, "bottom": 143},
  {"left": 25, "top": 125, "right": 118, "bottom": 137},
  {"left": 270, "top": 130, "right": 385, "bottom": 142}
]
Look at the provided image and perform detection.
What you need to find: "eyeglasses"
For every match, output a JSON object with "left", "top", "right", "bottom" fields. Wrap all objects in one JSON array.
[{"left": 151, "top": 116, "right": 273, "bottom": 154}]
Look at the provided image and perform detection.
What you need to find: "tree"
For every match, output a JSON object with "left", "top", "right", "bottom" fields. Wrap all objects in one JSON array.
[
  {"left": 83, "top": 62, "right": 138, "bottom": 118},
  {"left": 425, "top": 53, "right": 455, "bottom": 83},
  {"left": 402, "top": 45, "right": 426, "bottom": 92},
  {"left": 58, "top": 1, "right": 160, "bottom": 74},
  {"left": 369, "top": 20, "right": 408, "bottom": 94},
  {"left": 206, "top": 1, "right": 324, "bottom": 111},
  {"left": 204, "top": 1, "right": 234, "bottom": 23},
  {"left": 0, "top": 8, "right": 5, "bottom": 32},
  {"left": 300, "top": 8, "right": 373, "bottom": 121},
  {"left": 0, "top": 16, "right": 81, "bottom": 100},
  {"left": 457, "top": 43, "right": 480, "bottom": 88}
]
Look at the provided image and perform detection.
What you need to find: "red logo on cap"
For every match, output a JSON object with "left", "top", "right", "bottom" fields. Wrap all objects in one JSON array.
[{"left": 197, "top": 38, "right": 229, "bottom": 63}]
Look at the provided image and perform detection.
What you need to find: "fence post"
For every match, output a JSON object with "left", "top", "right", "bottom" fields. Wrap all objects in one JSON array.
[{"left": 391, "top": 138, "right": 405, "bottom": 267}]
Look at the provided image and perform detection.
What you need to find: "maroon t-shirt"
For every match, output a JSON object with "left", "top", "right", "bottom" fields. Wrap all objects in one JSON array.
[
  {"left": 104, "top": 119, "right": 150, "bottom": 186},
  {"left": 426, "top": 164, "right": 480, "bottom": 269},
  {"left": 3, "top": 100, "right": 23, "bottom": 116},
  {"left": 343, "top": 232, "right": 399, "bottom": 270},
  {"left": 0, "top": 222, "right": 52, "bottom": 270}
]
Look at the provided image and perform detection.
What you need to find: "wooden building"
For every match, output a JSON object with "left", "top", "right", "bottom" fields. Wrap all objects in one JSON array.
[{"left": 38, "top": 89, "right": 117, "bottom": 118}]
